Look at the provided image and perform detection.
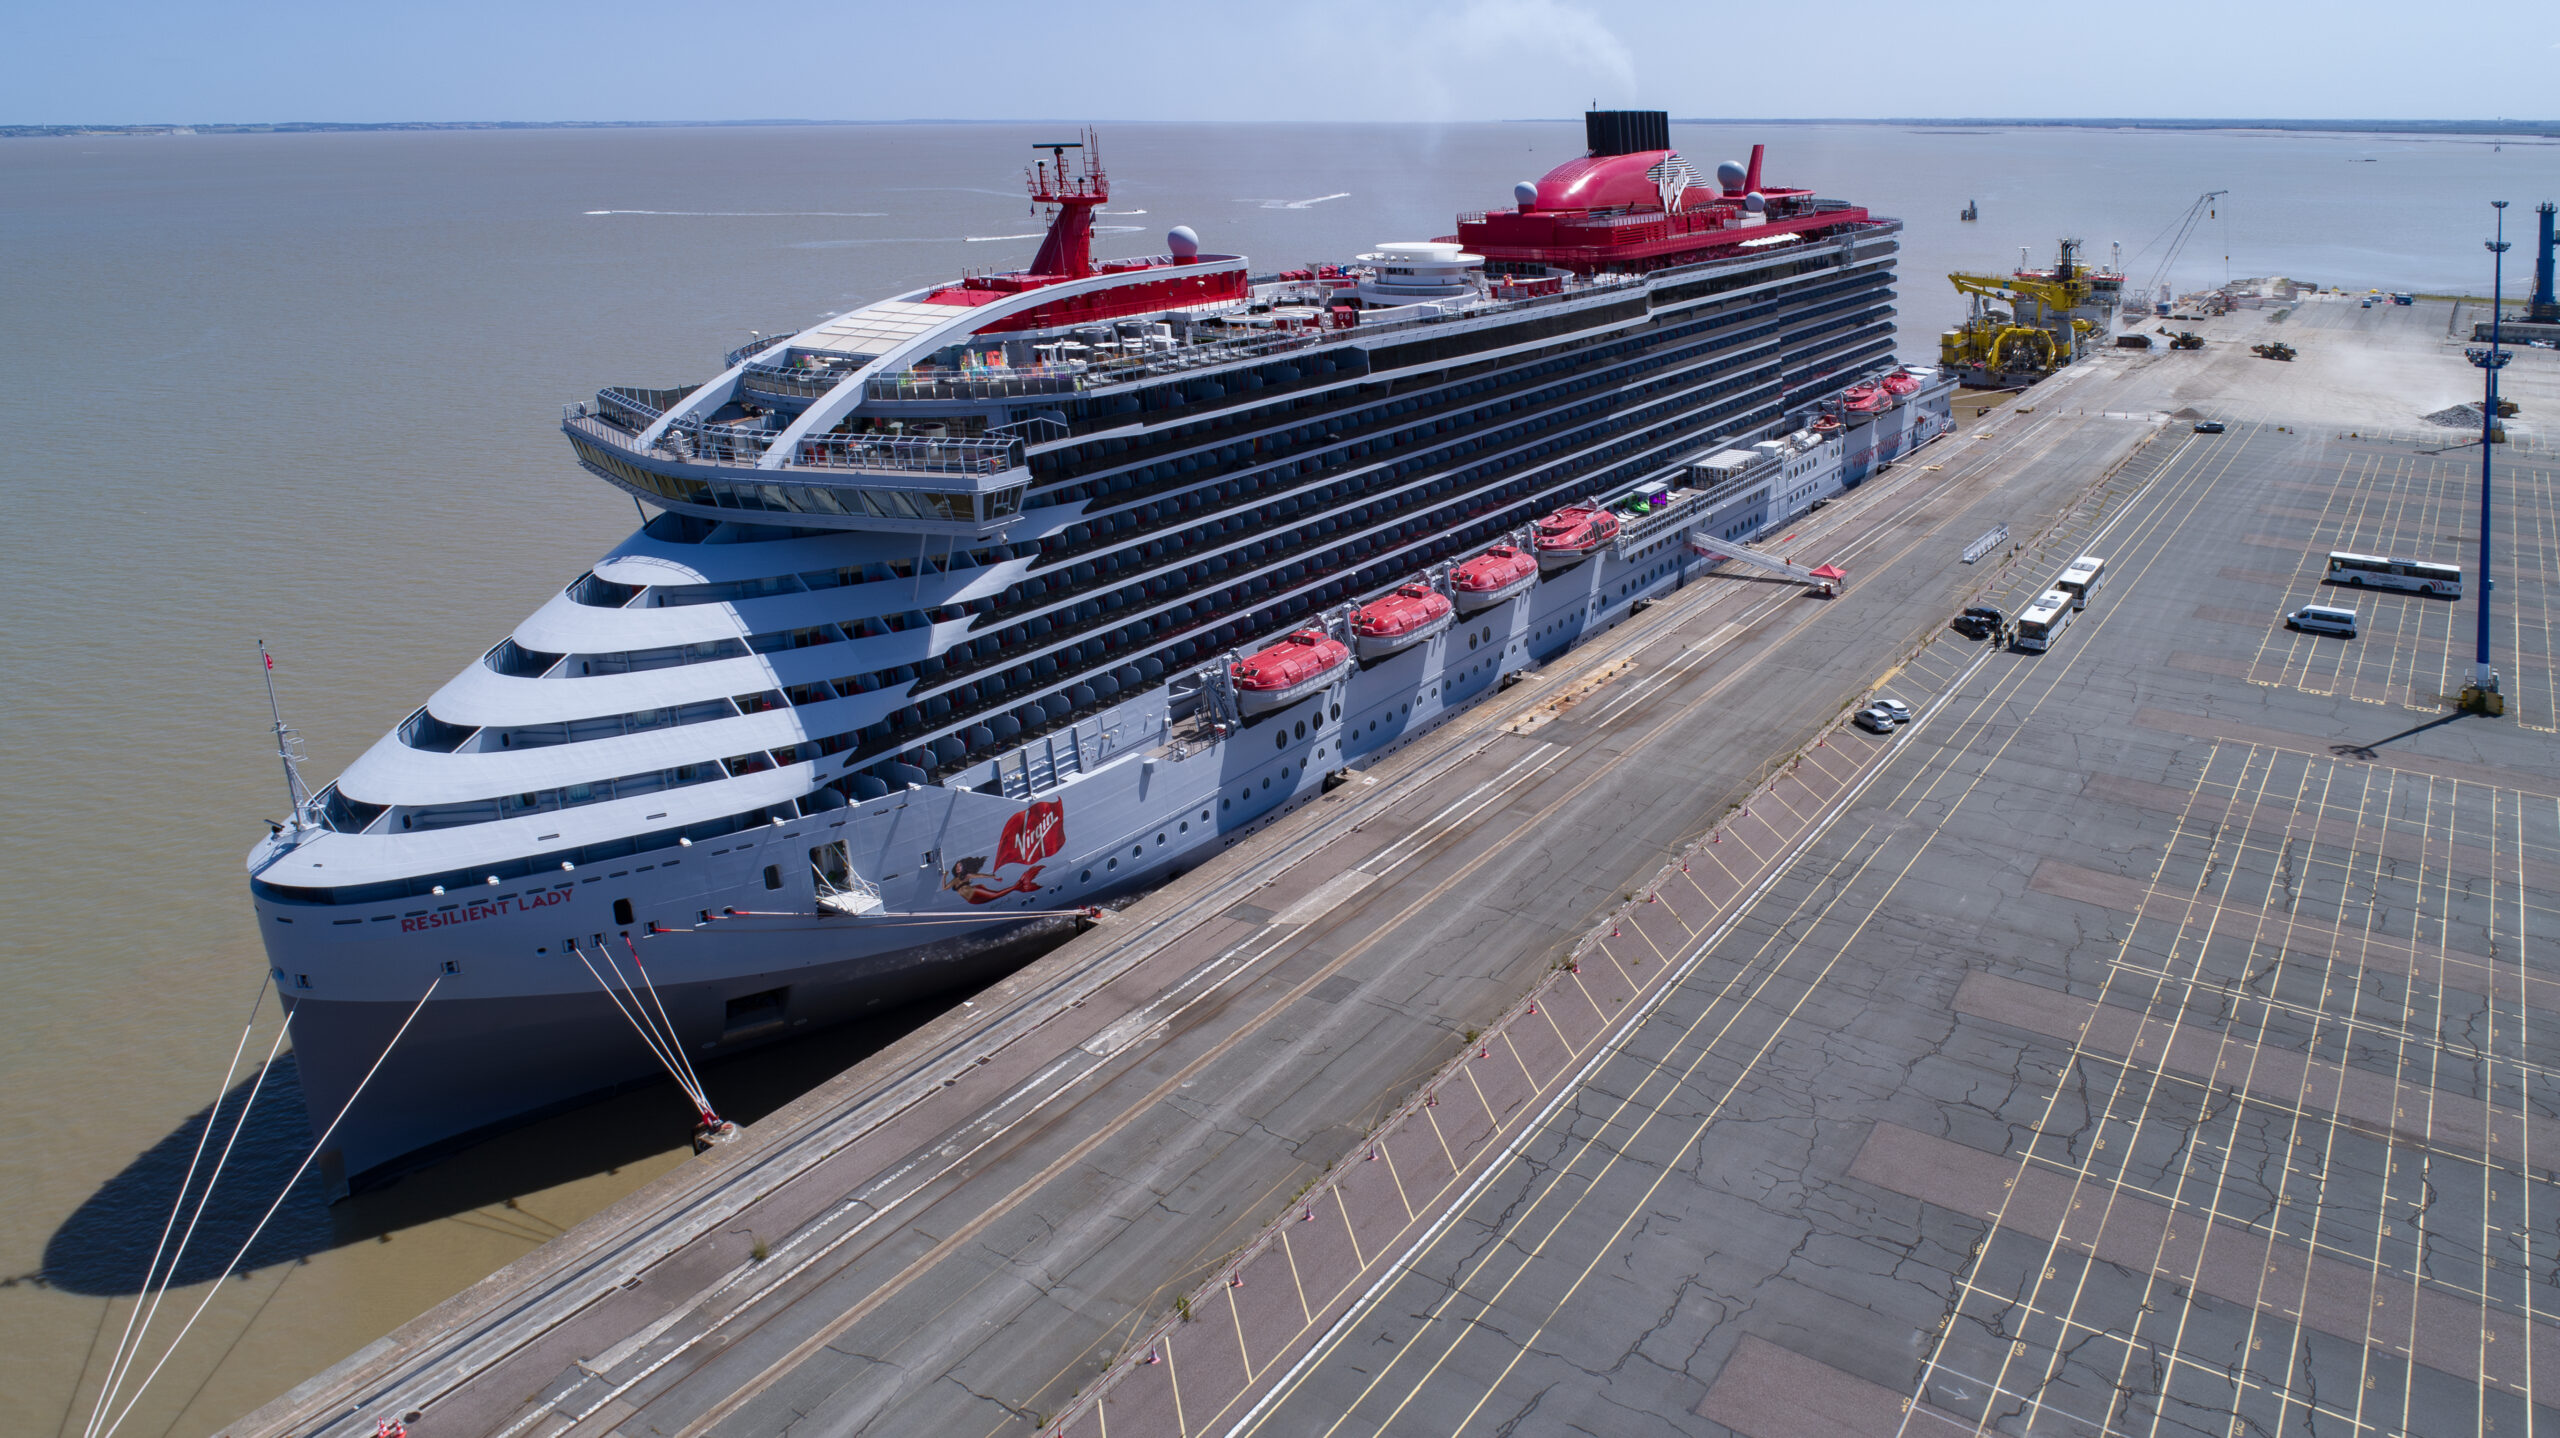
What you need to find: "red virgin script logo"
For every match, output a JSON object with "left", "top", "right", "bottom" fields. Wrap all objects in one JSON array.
[{"left": 946, "top": 800, "right": 1066, "bottom": 905}]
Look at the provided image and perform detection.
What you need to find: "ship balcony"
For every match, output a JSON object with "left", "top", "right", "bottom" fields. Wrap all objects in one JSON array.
[
  {"left": 735, "top": 349, "right": 869, "bottom": 407},
  {"left": 563, "top": 402, "right": 1029, "bottom": 535}
]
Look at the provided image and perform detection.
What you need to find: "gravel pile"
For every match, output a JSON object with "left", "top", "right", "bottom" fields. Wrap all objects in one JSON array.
[{"left": 2423, "top": 403, "right": 2488, "bottom": 428}]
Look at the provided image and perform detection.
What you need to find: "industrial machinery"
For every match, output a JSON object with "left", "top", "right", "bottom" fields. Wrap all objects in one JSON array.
[
  {"left": 2137, "top": 191, "right": 2228, "bottom": 319},
  {"left": 1938, "top": 238, "right": 2123, "bottom": 386},
  {"left": 2169, "top": 330, "right": 2204, "bottom": 350},
  {"left": 2251, "top": 341, "right": 2296, "bottom": 361}
]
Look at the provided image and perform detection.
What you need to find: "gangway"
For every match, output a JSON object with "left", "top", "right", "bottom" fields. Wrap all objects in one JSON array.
[
  {"left": 812, "top": 840, "right": 887, "bottom": 916},
  {"left": 1685, "top": 529, "right": 1844, "bottom": 595}
]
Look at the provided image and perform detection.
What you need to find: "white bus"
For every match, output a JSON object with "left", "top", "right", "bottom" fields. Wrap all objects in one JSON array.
[
  {"left": 2055, "top": 555, "right": 2108, "bottom": 610},
  {"left": 2327, "top": 551, "right": 2462, "bottom": 598},
  {"left": 2015, "top": 589, "right": 2074, "bottom": 652}
]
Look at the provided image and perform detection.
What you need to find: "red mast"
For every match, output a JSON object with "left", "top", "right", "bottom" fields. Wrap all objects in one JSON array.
[{"left": 1026, "top": 132, "right": 1107, "bottom": 280}]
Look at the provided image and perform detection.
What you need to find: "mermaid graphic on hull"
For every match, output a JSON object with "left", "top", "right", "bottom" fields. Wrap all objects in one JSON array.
[{"left": 945, "top": 800, "right": 1065, "bottom": 904}]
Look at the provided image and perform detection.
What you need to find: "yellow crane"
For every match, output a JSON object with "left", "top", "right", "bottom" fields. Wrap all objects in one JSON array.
[{"left": 1939, "top": 239, "right": 2106, "bottom": 385}]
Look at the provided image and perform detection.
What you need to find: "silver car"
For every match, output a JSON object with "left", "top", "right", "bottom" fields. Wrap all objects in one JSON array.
[
  {"left": 1852, "top": 706, "right": 1897, "bottom": 734},
  {"left": 1872, "top": 698, "right": 1913, "bottom": 725}
]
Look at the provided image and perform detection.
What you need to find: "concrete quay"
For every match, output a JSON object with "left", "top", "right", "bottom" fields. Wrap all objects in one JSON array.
[{"left": 235, "top": 297, "right": 2560, "bottom": 1438}]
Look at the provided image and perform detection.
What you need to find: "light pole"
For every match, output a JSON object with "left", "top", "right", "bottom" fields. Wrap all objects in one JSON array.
[{"left": 2463, "top": 202, "right": 2512, "bottom": 715}]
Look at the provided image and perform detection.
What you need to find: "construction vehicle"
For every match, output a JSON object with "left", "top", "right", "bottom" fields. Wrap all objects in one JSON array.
[
  {"left": 2168, "top": 330, "right": 2204, "bottom": 350},
  {"left": 1939, "top": 238, "right": 2119, "bottom": 386},
  {"left": 2250, "top": 341, "right": 2296, "bottom": 361}
]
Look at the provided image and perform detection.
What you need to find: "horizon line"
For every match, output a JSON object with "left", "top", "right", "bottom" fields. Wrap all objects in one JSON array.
[{"left": 7, "top": 116, "right": 2557, "bottom": 137}]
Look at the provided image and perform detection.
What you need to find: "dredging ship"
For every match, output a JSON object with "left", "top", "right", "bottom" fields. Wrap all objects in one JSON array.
[{"left": 247, "top": 111, "right": 1954, "bottom": 1189}]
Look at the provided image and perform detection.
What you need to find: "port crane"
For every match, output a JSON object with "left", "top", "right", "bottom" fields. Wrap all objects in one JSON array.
[
  {"left": 1939, "top": 238, "right": 2109, "bottom": 385},
  {"left": 2137, "top": 190, "right": 2228, "bottom": 314}
]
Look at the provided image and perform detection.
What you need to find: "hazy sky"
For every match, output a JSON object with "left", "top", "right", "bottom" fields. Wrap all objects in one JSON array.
[{"left": 9, "top": 0, "right": 2554, "bottom": 126}]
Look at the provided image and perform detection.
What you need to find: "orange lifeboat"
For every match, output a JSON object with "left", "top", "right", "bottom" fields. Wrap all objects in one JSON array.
[
  {"left": 1350, "top": 583, "right": 1455, "bottom": 660},
  {"left": 1451, "top": 544, "right": 1539, "bottom": 612},
  {"left": 1880, "top": 367, "right": 1921, "bottom": 397},
  {"left": 1841, "top": 381, "right": 1889, "bottom": 414},
  {"left": 1230, "top": 629, "right": 1350, "bottom": 714},
  {"left": 1531, "top": 504, "right": 1620, "bottom": 572}
]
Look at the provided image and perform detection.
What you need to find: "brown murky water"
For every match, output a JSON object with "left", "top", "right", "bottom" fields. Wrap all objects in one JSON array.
[{"left": 0, "top": 119, "right": 2526, "bottom": 1435}]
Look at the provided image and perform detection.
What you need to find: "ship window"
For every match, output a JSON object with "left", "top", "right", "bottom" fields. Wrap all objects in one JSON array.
[
  {"left": 1330, "top": 705, "right": 1341, "bottom": 721},
  {"left": 1108, "top": 856, "right": 1119, "bottom": 870},
  {"left": 1276, "top": 732, "right": 1287, "bottom": 752},
  {"left": 1294, "top": 721, "right": 1306, "bottom": 741},
  {"left": 763, "top": 865, "right": 783, "bottom": 890},
  {"left": 613, "top": 898, "right": 634, "bottom": 926}
]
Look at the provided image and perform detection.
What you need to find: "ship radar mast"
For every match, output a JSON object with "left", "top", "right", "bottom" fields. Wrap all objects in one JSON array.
[{"left": 1026, "top": 130, "right": 1108, "bottom": 280}]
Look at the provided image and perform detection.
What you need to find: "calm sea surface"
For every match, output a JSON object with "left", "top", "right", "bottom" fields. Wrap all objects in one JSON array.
[{"left": 0, "top": 119, "right": 2545, "bottom": 1435}]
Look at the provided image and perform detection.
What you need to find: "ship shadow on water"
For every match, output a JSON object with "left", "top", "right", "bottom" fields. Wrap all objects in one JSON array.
[{"left": 42, "top": 994, "right": 958, "bottom": 1296}]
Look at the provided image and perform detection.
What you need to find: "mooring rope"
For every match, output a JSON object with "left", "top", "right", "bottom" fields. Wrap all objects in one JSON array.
[
  {"left": 565, "top": 942, "right": 709, "bottom": 1118},
  {"left": 94, "top": 975, "right": 443, "bottom": 1438},
  {"left": 81, "top": 976, "right": 282, "bottom": 1438},
  {"left": 620, "top": 935, "right": 714, "bottom": 1121}
]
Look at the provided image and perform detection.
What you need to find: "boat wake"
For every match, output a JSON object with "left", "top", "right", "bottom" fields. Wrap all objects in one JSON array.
[
  {"left": 583, "top": 209, "right": 887, "bottom": 217},
  {"left": 1236, "top": 193, "right": 1351, "bottom": 209}
]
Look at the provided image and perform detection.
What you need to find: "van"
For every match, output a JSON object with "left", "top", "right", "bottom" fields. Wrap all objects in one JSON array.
[{"left": 2287, "top": 605, "right": 2358, "bottom": 637}]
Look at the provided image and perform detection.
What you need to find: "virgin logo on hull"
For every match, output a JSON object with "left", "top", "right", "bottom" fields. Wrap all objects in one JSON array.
[{"left": 946, "top": 800, "right": 1066, "bottom": 904}]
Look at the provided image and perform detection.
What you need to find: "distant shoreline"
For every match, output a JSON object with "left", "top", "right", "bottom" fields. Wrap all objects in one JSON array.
[{"left": 7, "top": 117, "right": 2556, "bottom": 141}]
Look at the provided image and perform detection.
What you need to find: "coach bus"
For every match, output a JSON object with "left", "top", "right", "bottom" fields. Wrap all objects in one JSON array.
[
  {"left": 2055, "top": 555, "right": 2109, "bottom": 610},
  {"left": 2327, "top": 551, "right": 2462, "bottom": 598},
  {"left": 2014, "top": 590, "right": 2074, "bottom": 652}
]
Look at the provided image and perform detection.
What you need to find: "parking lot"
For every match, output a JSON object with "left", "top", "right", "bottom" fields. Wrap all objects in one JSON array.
[{"left": 1245, "top": 414, "right": 2560, "bottom": 1436}]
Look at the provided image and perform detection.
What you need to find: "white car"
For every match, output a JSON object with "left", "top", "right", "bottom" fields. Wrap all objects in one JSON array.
[
  {"left": 1852, "top": 706, "right": 1898, "bottom": 734},
  {"left": 1871, "top": 698, "right": 1913, "bottom": 725}
]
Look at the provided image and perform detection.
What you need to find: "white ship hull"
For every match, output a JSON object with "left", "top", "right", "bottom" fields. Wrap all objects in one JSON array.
[{"left": 255, "top": 408, "right": 1949, "bottom": 1189}]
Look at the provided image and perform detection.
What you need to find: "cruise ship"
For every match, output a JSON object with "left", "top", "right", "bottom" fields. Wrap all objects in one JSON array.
[{"left": 247, "top": 112, "right": 1955, "bottom": 1190}]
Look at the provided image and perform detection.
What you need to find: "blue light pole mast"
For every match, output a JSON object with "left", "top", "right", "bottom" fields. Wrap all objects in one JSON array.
[{"left": 2465, "top": 202, "right": 2512, "bottom": 712}]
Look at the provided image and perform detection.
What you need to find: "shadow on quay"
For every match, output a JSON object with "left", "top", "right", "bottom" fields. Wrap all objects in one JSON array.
[{"left": 37, "top": 996, "right": 951, "bottom": 1296}]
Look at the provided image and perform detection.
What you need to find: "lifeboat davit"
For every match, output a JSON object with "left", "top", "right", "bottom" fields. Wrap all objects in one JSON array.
[
  {"left": 1880, "top": 367, "right": 1921, "bottom": 397},
  {"left": 1531, "top": 505, "right": 1620, "bottom": 572},
  {"left": 1451, "top": 544, "right": 1539, "bottom": 612},
  {"left": 1230, "top": 629, "right": 1351, "bottom": 714},
  {"left": 1350, "top": 583, "right": 1455, "bottom": 660},
  {"left": 1841, "top": 382, "right": 1889, "bottom": 414}
]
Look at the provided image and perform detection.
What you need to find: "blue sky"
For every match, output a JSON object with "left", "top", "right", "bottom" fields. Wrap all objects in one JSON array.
[{"left": 7, "top": 0, "right": 2551, "bottom": 125}]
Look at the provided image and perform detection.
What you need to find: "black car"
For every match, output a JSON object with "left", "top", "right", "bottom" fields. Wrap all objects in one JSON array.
[
  {"left": 2193, "top": 420, "right": 2226, "bottom": 434},
  {"left": 1951, "top": 604, "right": 2003, "bottom": 639}
]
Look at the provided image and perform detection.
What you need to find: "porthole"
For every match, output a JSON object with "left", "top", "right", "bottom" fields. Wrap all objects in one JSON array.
[
  {"left": 1082, "top": 868, "right": 1093, "bottom": 882},
  {"left": 1180, "top": 820, "right": 1190, "bottom": 833},
  {"left": 1482, "top": 626, "right": 1492, "bottom": 642},
  {"left": 1295, "top": 720, "right": 1307, "bottom": 741},
  {"left": 1221, "top": 799, "right": 1231, "bottom": 811},
  {"left": 1132, "top": 845, "right": 1142, "bottom": 859},
  {"left": 1330, "top": 703, "right": 1342, "bottom": 720},
  {"left": 1108, "top": 857, "right": 1118, "bottom": 871},
  {"left": 1276, "top": 732, "right": 1288, "bottom": 752},
  {"left": 1262, "top": 777, "right": 1271, "bottom": 790},
  {"left": 1156, "top": 832, "right": 1167, "bottom": 844},
  {"left": 1469, "top": 633, "right": 1478, "bottom": 651},
  {"left": 1199, "top": 809, "right": 1209, "bottom": 821}
]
